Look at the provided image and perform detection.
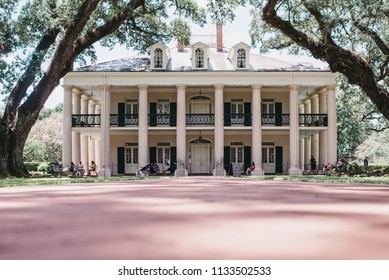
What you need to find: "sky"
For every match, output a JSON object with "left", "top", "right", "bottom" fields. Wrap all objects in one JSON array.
[{"left": 44, "top": 4, "right": 325, "bottom": 108}]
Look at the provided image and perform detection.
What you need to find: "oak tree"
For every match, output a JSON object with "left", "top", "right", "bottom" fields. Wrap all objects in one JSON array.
[{"left": 0, "top": 0, "right": 205, "bottom": 177}]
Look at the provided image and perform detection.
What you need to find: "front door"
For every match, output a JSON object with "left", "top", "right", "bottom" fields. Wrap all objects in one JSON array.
[
  {"left": 125, "top": 145, "right": 138, "bottom": 174},
  {"left": 262, "top": 146, "right": 275, "bottom": 174},
  {"left": 157, "top": 146, "right": 170, "bottom": 174},
  {"left": 191, "top": 143, "right": 210, "bottom": 174}
]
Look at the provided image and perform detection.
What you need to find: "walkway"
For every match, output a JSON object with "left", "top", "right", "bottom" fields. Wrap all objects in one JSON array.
[{"left": 1, "top": 177, "right": 388, "bottom": 259}]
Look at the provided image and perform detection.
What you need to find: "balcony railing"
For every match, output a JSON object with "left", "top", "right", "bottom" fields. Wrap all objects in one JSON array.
[
  {"left": 72, "top": 114, "right": 101, "bottom": 127},
  {"left": 186, "top": 114, "right": 215, "bottom": 126},
  {"left": 110, "top": 114, "right": 138, "bottom": 126},
  {"left": 261, "top": 114, "right": 290, "bottom": 126},
  {"left": 224, "top": 113, "right": 252, "bottom": 126},
  {"left": 299, "top": 114, "right": 328, "bottom": 126},
  {"left": 149, "top": 114, "right": 176, "bottom": 126},
  {"left": 72, "top": 113, "right": 328, "bottom": 128}
]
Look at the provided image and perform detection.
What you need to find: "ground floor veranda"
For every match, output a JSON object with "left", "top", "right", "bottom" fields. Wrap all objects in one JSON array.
[{"left": 68, "top": 125, "right": 333, "bottom": 176}]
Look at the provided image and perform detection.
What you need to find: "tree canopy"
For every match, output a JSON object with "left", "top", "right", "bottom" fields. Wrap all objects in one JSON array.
[
  {"left": 0, "top": 0, "right": 206, "bottom": 177},
  {"left": 248, "top": 0, "right": 389, "bottom": 129}
]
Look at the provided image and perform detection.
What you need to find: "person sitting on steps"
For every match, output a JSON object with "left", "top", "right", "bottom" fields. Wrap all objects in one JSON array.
[{"left": 246, "top": 162, "right": 255, "bottom": 175}]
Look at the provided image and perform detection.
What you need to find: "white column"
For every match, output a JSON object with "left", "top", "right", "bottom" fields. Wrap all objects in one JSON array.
[
  {"left": 213, "top": 84, "right": 225, "bottom": 176},
  {"left": 304, "top": 99, "right": 311, "bottom": 166},
  {"left": 80, "top": 94, "right": 89, "bottom": 170},
  {"left": 62, "top": 85, "right": 73, "bottom": 167},
  {"left": 99, "top": 85, "right": 111, "bottom": 177},
  {"left": 298, "top": 104, "right": 305, "bottom": 170},
  {"left": 288, "top": 84, "right": 302, "bottom": 175},
  {"left": 175, "top": 84, "right": 188, "bottom": 176},
  {"left": 72, "top": 91, "right": 81, "bottom": 164},
  {"left": 319, "top": 91, "right": 328, "bottom": 166},
  {"left": 327, "top": 85, "right": 337, "bottom": 164},
  {"left": 311, "top": 94, "right": 319, "bottom": 164},
  {"left": 138, "top": 84, "right": 149, "bottom": 168},
  {"left": 95, "top": 105, "right": 101, "bottom": 172},
  {"left": 88, "top": 99, "right": 96, "bottom": 169},
  {"left": 251, "top": 84, "right": 264, "bottom": 175}
]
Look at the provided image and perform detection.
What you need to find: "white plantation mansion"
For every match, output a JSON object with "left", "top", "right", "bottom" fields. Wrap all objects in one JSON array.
[{"left": 62, "top": 27, "right": 337, "bottom": 176}]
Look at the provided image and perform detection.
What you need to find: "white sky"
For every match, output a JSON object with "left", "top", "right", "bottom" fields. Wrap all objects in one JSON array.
[{"left": 45, "top": 4, "right": 325, "bottom": 108}]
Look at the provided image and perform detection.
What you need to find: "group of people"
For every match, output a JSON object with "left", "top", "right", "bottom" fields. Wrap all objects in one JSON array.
[{"left": 68, "top": 160, "right": 96, "bottom": 176}]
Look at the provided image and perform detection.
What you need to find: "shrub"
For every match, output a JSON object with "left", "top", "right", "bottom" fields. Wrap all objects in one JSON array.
[
  {"left": 347, "top": 162, "right": 363, "bottom": 175},
  {"left": 25, "top": 162, "right": 42, "bottom": 172},
  {"left": 37, "top": 162, "right": 51, "bottom": 174}
]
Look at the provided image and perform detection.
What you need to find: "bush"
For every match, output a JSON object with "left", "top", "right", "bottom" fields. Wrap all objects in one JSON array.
[
  {"left": 346, "top": 162, "right": 363, "bottom": 175},
  {"left": 37, "top": 162, "right": 51, "bottom": 174},
  {"left": 25, "top": 162, "right": 42, "bottom": 172}
]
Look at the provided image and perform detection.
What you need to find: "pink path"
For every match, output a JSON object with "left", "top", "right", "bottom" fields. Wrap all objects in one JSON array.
[{"left": 1, "top": 177, "right": 389, "bottom": 259}]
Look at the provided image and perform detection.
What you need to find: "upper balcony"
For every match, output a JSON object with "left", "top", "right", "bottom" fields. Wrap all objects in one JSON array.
[{"left": 71, "top": 113, "right": 328, "bottom": 127}]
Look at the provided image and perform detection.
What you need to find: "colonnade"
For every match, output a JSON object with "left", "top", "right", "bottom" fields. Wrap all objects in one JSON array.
[{"left": 62, "top": 84, "right": 337, "bottom": 176}]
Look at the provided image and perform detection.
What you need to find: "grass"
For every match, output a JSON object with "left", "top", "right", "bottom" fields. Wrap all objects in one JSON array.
[
  {"left": 0, "top": 175, "right": 157, "bottom": 188},
  {"left": 249, "top": 175, "right": 389, "bottom": 185},
  {"left": 1, "top": 174, "right": 389, "bottom": 188}
]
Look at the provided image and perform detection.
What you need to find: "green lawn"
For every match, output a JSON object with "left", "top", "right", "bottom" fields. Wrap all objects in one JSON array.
[
  {"left": 1, "top": 174, "right": 389, "bottom": 187},
  {"left": 0, "top": 175, "right": 149, "bottom": 187}
]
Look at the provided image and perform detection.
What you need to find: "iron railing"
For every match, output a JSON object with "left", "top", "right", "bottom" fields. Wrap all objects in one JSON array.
[
  {"left": 72, "top": 113, "right": 328, "bottom": 128},
  {"left": 186, "top": 114, "right": 215, "bottom": 126},
  {"left": 72, "top": 114, "right": 101, "bottom": 127},
  {"left": 299, "top": 114, "right": 328, "bottom": 126},
  {"left": 148, "top": 114, "right": 176, "bottom": 126},
  {"left": 261, "top": 114, "right": 290, "bottom": 126},
  {"left": 110, "top": 114, "right": 138, "bottom": 126},
  {"left": 225, "top": 113, "right": 252, "bottom": 126}
]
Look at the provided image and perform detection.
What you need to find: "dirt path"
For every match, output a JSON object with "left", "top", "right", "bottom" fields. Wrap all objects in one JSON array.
[{"left": 1, "top": 177, "right": 388, "bottom": 259}]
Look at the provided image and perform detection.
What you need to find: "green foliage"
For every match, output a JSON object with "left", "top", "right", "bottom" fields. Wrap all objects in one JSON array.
[
  {"left": 207, "top": 0, "right": 248, "bottom": 24},
  {"left": 355, "top": 130, "right": 389, "bottom": 164},
  {"left": 37, "top": 162, "right": 51, "bottom": 173},
  {"left": 24, "top": 162, "right": 42, "bottom": 172},
  {"left": 346, "top": 162, "right": 363, "bottom": 175},
  {"left": 336, "top": 80, "right": 370, "bottom": 158}
]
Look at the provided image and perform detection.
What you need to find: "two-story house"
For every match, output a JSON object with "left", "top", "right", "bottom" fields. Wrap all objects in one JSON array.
[{"left": 62, "top": 30, "right": 337, "bottom": 177}]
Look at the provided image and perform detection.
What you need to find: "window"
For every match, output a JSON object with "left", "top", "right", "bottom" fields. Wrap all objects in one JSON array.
[
  {"left": 237, "top": 48, "right": 246, "bottom": 68},
  {"left": 231, "top": 145, "right": 243, "bottom": 163},
  {"left": 126, "top": 100, "right": 138, "bottom": 115},
  {"left": 157, "top": 99, "right": 170, "bottom": 125},
  {"left": 195, "top": 48, "right": 205, "bottom": 68},
  {"left": 125, "top": 143, "right": 138, "bottom": 164},
  {"left": 231, "top": 99, "right": 244, "bottom": 125},
  {"left": 154, "top": 48, "right": 163, "bottom": 68}
]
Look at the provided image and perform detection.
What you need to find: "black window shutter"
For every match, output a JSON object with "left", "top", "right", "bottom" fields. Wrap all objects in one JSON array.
[
  {"left": 276, "top": 146, "right": 283, "bottom": 174},
  {"left": 275, "top": 102, "right": 283, "bottom": 126},
  {"left": 224, "top": 146, "right": 231, "bottom": 174},
  {"left": 170, "top": 102, "right": 177, "bottom": 127},
  {"left": 149, "top": 147, "right": 156, "bottom": 163},
  {"left": 244, "top": 146, "right": 251, "bottom": 172},
  {"left": 224, "top": 102, "right": 231, "bottom": 126},
  {"left": 117, "top": 147, "right": 125, "bottom": 174},
  {"left": 118, "top": 103, "right": 125, "bottom": 127},
  {"left": 244, "top": 102, "right": 251, "bottom": 126},
  {"left": 150, "top": 103, "right": 157, "bottom": 126},
  {"left": 170, "top": 147, "right": 177, "bottom": 174}
]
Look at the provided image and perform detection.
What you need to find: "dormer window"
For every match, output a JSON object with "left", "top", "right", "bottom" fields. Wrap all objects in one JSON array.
[
  {"left": 154, "top": 48, "right": 163, "bottom": 68},
  {"left": 195, "top": 48, "right": 205, "bottom": 68},
  {"left": 150, "top": 43, "right": 170, "bottom": 70},
  {"left": 237, "top": 48, "right": 246, "bottom": 68},
  {"left": 190, "top": 42, "right": 209, "bottom": 69},
  {"left": 228, "top": 42, "right": 251, "bottom": 70}
]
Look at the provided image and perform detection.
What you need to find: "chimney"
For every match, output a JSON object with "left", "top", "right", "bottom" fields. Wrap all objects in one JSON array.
[
  {"left": 216, "top": 23, "right": 223, "bottom": 52},
  {"left": 177, "top": 42, "right": 184, "bottom": 53}
]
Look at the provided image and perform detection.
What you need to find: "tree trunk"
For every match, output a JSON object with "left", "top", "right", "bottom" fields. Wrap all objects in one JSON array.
[{"left": 0, "top": 127, "right": 29, "bottom": 178}]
